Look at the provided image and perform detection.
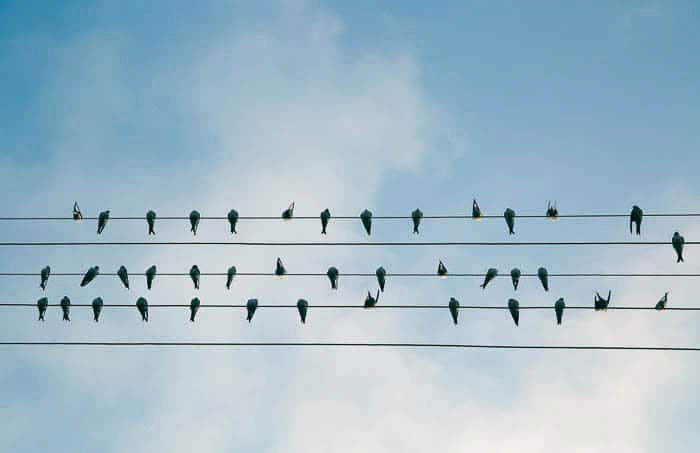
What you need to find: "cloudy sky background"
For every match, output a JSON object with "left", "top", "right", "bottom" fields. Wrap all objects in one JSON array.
[{"left": 1, "top": 0, "right": 699, "bottom": 451}]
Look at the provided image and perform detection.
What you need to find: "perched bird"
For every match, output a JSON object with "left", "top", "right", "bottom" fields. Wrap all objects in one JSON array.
[
  {"left": 510, "top": 268, "right": 521, "bottom": 290},
  {"left": 136, "top": 297, "right": 148, "bottom": 322},
  {"left": 275, "top": 258, "right": 287, "bottom": 277},
  {"left": 37, "top": 297, "right": 48, "bottom": 321},
  {"left": 326, "top": 266, "right": 339, "bottom": 290},
  {"left": 246, "top": 299, "right": 258, "bottom": 322},
  {"left": 672, "top": 232, "right": 685, "bottom": 263},
  {"left": 437, "top": 261, "right": 448, "bottom": 278},
  {"left": 297, "top": 299, "right": 308, "bottom": 324},
  {"left": 72, "top": 202, "right": 83, "bottom": 221},
  {"left": 448, "top": 297, "right": 459, "bottom": 325},
  {"left": 92, "top": 297, "right": 104, "bottom": 322},
  {"left": 655, "top": 292, "right": 669, "bottom": 310},
  {"left": 472, "top": 199, "right": 482, "bottom": 220},
  {"left": 537, "top": 267, "right": 549, "bottom": 292},
  {"left": 364, "top": 290, "right": 380, "bottom": 308},
  {"left": 594, "top": 290, "right": 611, "bottom": 311},
  {"left": 412, "top": 209, "right": 423, "bottom": 234},
  {"left": 480, "top": 268, "right": 498, "bottom": 289},
  {"left": 146, "top": 210, "right": 157, "bottom": 235},
  {"left": 360, "top": 209, "right": 373, "bottom": 235},
  {"left": 282, "top": 202, "right": 295, "bottom": 220},
  {"left": 504, "top": 208, "right": 516, "bottom": 235},
  {"left": 376, "top": 266, "right": 386, "bottom": 292},
  {"left": 508, "top": 299, "right": 519, "bottom": 326},
  {"left": 80, "top": 266, "right": 100, "bottom": 287},
  {"left": 554, "top": 298, "right": 565, "bottom": 325},
  {"left": 320, "top": 209, "right": 331, "bottom": 235},
  {"left": 189, "top": 210, "right": 200, "bottom": 235},
  {"left": 630, "top": 206, "right": 643, "bottom": 235},
  {"left": 40, "top": 266, "right": 51, "bottom": 291},
  {"left": 546, "top": 202, "right": 558, "bottom": 220},
  {"left": 228, "top": 209, "right": 239, "bottom": 234},
  {"left": 145, "top": 265, "right": 157, "bottom": 290},
  {"left": 190, "top": 265, "right": 201, "bottom": 289},
  {"left": 190, "top": 298, "right": 200, "bottom": 322},
  {"left": 117, "top": 266, "right": 130, "bottom": 289},
  {"left": 226, "top": 266, "right": 237, "bottom": 290},
  {"left": 97, "top": 210, "right": 110, "bottom": 234},
  {"left": 60, "top": 296, "right": 71, "bottom": 321}
]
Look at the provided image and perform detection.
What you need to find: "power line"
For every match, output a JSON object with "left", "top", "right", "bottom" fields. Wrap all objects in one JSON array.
[
  {"left": 1, "top": 303, "right": 696, "bottom": 310},
  {"left": 2, "top": 272, "right": 700, "bottom": 278},
  {"left": 0, "top": 241, "right": 693, "bottom": 247},
  {"left": 0, "top": 341, "right": 697, "bottom": 351},
  {"left": 2, "top": 212, "right": 700, "bottom": 221}
]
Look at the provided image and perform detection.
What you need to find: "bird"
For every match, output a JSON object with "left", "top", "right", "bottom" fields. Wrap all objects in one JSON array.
[
  {"left": 40, "top": 266, "right": 50, "bottom": 291},
  {"left": 246, "top": 299, "right": 258, "bottom": 322},
  {"left": 226, "top": 266, "right": 237, "bottom": 290},
  {"left": 504, "top": 208, "right": 515, "bottom": 235},
  {"left": 92, "top": 297, "right": 103, "bottom": 322},
  {"left": 190, "top": 298, "right": 200, "bottom": 322},
  {"left": 510, "top": 268, "right": 521, "bottom": 290},
  {"left": 189, "top": 210, "right": 200, "bottom": 235},
  {"left": 655, "top": 292, "right": 668, "bottom": 310},
  {"left": 594, "top": 291, "right": 611, "bottom": 311},
  {"left": 437, "top": 261, "right": 448, "bottom": 278},
  {"left": 190, "top": 265, "right": 200, "bottom": 289},
  {"left": 228, "top": 209, "right": 239, "bottom": 234},
  {"left": 117, "top": 266, "right": 130, "bottom": 289},
  {"left": 72, "top": 202, "right": 83, "bottom": 221},
  {"left": 537, "top": 267, "right": 549, "bottom": 291},
  {"left": 672, "top": 232, "right": 685, "bottom": 263},
  {"left": 364, "top": 290, "right": 380, "bottom": 308},
  {"left": 480, "top": 268, "right": 498, "bottom": 289},
  {"left": 282, "top": 202, "right": 295, "bottom": 220},
  {"left": 37, "top": 297, "right": 48, "bottom": 321},
  {"left": 546, "top": 202, "right": 558, "bottom": 220},
  {"left": 554, "top": 298, "right": 565, "bottom": 325},
  {"left": 97, "top": 210, "right": 110, "bottom": 234},
  {"left": 448, "top": 297, "right": 459, "bottom": 324},
  {"left": 472, "top": 199, "right": 482, "bottom": 220},
  {"left": 326, "top": 266, "right": 339, "bottom": 290},
  {"left": 630, "top": 206, "right": 643, "bottom": 235},
  {"left": 275, "top": 258, "right": 287, "bottom": 277},
  {"left": 145, "top": 265, "right": 157, "bottom": 290},
  {"left": 360, "top": 209, "right": 372, "bottom": 235},
  {"left": 508, "top": 299, "right": 519, "bottom": 326},
  {"left": 146, "top": 210, "right": 156, "bottom": 235},
  {"left": 297, "top": 299, "right": 308, "bottom": 324},
  {"left": 320, "top": 209, "right": 331, "bottom": 234},
  {"left": 412, "top": 209, "right": 423, "bottom": 234},
  {"left": 136, "top": 297, "right": 148, "bottom": 322},
  {"left": 60, "top": 296, "right": 71, "bottom": 321},
  {"left": 80, "top": 266, "right": 100, "bottom": 287},
  {"left": 376, "top": 266, "right": 386, "bottom": 292}
]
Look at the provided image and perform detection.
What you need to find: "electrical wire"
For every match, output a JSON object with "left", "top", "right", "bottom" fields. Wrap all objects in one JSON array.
[
  {"left": 0, "top": 241, "right": 693, "bottom": 247},
  {"left": 2, "top": 272, "right": 700, "bottom": 278},
  {"left": 2, "top": 212, "right": 700, "bottom": 221},
  {"left": 0, "top": 341, "right": 697, "bottom": 351},
  {"left": 1, "top": 303, "right": 695, "bottom": 310}
]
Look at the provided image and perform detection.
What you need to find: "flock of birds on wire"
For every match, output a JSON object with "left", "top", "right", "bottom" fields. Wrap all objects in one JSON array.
[
  {"left": 70, "top": 200, "right": 687, "bottom": 261},
  {"left": 20, "top": 201, "right": 682, "bottom": 325}
]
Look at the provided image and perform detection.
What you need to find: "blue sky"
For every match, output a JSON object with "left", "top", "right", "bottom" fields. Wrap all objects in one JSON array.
[{"left": 1, "top": 1, "right": 699, "bottom": 451}]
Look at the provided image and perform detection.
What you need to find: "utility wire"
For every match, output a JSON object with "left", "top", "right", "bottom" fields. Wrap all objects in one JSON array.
[
  {"left": 0, "top": 241, "right": 693, "bottom": 247},
  {"left": 0, "top": 341, "right": 697, "bottom": 351},
  {"left": 2, "top": 272, "right": 699, "bottom": 278},
  {"left": 2, "top": 213, "right": 700, "bottom": 221},
  {"left": 1, "top": 303, "right": 695, "bottom": 310}
]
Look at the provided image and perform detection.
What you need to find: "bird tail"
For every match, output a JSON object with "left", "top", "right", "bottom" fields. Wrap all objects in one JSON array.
[
  {"left": 190, "top": 314, "right": 195, "bottom": 322},
  {"left": 678, "top": 256, "right": 684, "bottom": 263},
  {"left": 480, "top": 283, "right": 486, "bottom": 289}
]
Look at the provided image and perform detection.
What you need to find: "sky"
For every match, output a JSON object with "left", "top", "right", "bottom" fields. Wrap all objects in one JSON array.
[{"left": 0, "top": 0, "right": 699, "bottom": 451}]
